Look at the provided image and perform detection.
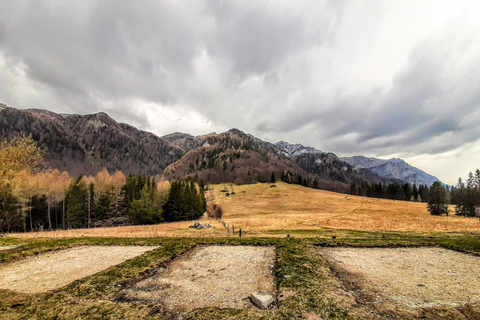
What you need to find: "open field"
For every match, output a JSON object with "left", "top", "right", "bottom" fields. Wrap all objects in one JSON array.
[
  {"left": 8, "top": 182, "right": 480, "bottom": 239},
  {"left": 210, "top": 182, "right": 480, "bottom": 234}
]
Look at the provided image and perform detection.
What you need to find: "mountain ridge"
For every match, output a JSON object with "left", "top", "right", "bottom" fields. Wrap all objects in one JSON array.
[
  {"left": 340, "top": 155, "right": 441, "bottom": 186},
  {"left": 0, "top": 105, "right": 440, "bottom": 187}
]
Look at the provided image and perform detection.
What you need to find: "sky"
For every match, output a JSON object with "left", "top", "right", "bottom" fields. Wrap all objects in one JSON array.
[{"left": 1, "top": 0, "right": 479, "bottom": 185}]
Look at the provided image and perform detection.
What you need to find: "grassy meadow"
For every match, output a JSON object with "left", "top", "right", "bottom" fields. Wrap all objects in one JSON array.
[{"left": 9, "top": 181, "right": 479, "bottom": 239}]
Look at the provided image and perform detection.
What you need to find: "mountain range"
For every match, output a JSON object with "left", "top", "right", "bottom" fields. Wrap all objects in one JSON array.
[
  {"left": 340, "top": 156, "right": 441, "bottom": 187},
  {"left": 0, "top": 105, "right": 441, "bottom": 187}
]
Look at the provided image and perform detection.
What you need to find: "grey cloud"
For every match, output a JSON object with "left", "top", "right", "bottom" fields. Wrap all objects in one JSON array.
[
  {"left": 0, "top": 0, "right": 479, "bottom": 176},
  {"left": 204, "top": 1, "right": 347, "bottom": 77},
  {"left": 294, "top": 20, "right": 480, "bottom": 157}
]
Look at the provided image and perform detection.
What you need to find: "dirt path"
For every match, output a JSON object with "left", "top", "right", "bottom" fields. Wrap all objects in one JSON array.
[
  {"left": 0, "top": 245, "right": 157, "bottom": 293},
  {"left": 122, "top": 245, "right": 276, "bottom": 310},
  {"left": 320, "top": 247, "right": 480, "bottom": 308}
]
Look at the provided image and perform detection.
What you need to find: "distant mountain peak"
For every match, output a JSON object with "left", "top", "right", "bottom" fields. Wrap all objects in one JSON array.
[
  {"left": 274, "top": 141, "right": 322, "bottom": 156},
  {"left": 340, "top": 156, "right": 441, "bottom": 186}
]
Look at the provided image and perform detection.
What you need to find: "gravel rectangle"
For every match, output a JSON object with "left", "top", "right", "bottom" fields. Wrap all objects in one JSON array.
[
  {"left": 320, "top": 247, "right": 480, "bottom": 308},
  {"left": 122, "top": 245, "right": 276, "bottom": 310},
  {"left": 0, "top": 245, "right": 158, "bottom": 293}
]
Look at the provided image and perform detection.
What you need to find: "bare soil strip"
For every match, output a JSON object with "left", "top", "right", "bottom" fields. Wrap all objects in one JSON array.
[
  {"left": 0, "top": 245, "right": 157, "bottom": 293},
  {"left": 320, "top": 247, "right": 480, "bottom": 309},
  {"left": 122, "top": 245, "right": 276, "bottom": 310}
]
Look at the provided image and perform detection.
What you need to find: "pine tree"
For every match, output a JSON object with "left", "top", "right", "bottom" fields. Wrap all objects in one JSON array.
[
  {"left": 162, "top": 179, "right": 207, "bottom": 222},
  {"left": 65, "top": 176, "right": 88, "bottom": 228},
  {"left": 412, "top": 184, "right": 419, "bottom": 200},
  {"left": 129, "top": 183, "right": 162, "bottom": 225},
  {"left": 427, "top": 181, "right": 449, "bottom": 216},
  {"left": 453, "top": 173, "right": 480, "bottom": 216}
]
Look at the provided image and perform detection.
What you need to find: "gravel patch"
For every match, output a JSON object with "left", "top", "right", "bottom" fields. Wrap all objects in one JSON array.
[
  {"left": 122, "top": 245, "right": 276, "bottom": 310},
  {"left": 0, "top": 245, "right": 157, "bottom": 293},
  {"left": 320, "top": 247, "right": 480, "bottom": 308}
]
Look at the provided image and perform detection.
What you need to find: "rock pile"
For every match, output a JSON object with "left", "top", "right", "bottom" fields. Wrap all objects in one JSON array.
[{"left": 189, "top": 222, "right": 212, "bottom": 229}]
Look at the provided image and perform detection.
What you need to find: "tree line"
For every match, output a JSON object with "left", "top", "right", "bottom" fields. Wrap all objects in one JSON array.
[
  {"left": 450, "top": 169, "right": 480, "bottom": 216},
  {"left": 281, "top": 170, "right": 432, "bottom": 202},
  {"left": 0, "top": 135, "right": 206, "bottom": 233}
]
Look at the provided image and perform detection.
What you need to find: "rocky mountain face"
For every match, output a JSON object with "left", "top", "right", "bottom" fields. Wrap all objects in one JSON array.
[
  {"left": 0, "top": 107, "right": 184, "bottom": 177},
  {"left": 161, "top": 132, "right": 202, "bottom": 153},
  {"left": 274, "top": 141, "right": 322, "bottom": 156},
  {"left": 340, "top": 156, "right": 441, "bottom": 186},
  {"left": 275, "top": 141, "right": 394, "bottom": 185}
]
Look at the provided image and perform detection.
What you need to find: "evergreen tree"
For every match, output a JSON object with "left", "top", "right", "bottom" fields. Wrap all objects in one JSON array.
[
  {"left": 0, "top": 183, "right": 19, "bottom": 233},
  {"left": 427, "top": 181, "right": 449, "bottom": 216},
  {"left": 129, "top": 183, "right": 162, "bottom": 225},
  {"left": 96, "top": 193, "right": 111, "bottom": 221},
  {"left": 394, "top": 185, "right": 405, "bottom": 200},
  {"left": 163, "top": 179, "right": 206, "bottom": 222},
  {"left": 412, "top": 184, "right": 419, "bottom": 200},
  {"left": 29, "top": 194, "right": 48, "bottom": 231},
  {"left": 402, "top": 183, "right": 412, "bottom": 201},
  {"left": 350, "top": 182, "right": 356, "bottom": 195},
  {"left": 65, "top": 176, "right": 88, "bottom": 228},
  {"left": 121, "top": 174, "right": 147, "bottom": 216},
  {"left": 453, "top": 173, "right": 480, "bottom": 217},
  {"left": 418, "top": 185, "right": 429, "bottom": 203}
]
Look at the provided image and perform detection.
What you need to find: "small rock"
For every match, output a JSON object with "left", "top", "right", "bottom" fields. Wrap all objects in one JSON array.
[{"left": 250, "top": 292, "right": 273, "bottom": 309}]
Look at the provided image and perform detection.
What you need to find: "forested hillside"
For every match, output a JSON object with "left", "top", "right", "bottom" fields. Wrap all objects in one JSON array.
[
  {"left": 0, "top": 134, "right": 206, "bottom": 233},
  {"left": 0, "top": 107, "right": 184, "bottom": 176},
  {"left": 162, "top": 129, "right": 307, "bottom": 184}
]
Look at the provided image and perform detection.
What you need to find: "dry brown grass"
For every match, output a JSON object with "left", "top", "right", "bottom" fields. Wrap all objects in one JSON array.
[
  {"left": 210, "top": 182, "right": 480, "bottom": 235},
  {"left": 9, "top": 182, "right": 480, "bottom": 239},
  {"left": 10, "top": 219, "right": 227, "bottom": 239}
]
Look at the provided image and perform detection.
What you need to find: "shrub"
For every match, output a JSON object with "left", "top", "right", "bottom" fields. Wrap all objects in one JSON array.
[{"left": 207, "top": 203, "right": 224, "bottom": 219}]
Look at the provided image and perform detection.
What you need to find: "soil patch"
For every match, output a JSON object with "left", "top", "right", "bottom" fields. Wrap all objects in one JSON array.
[
  {"left": 320, "top": 247, "right": 480, "bottom": 309},
  {"left": 0, "top": 245, "right": 157, "bottom": 293},
  {"left": 121, "top": 245, "right": 276, "bottom": 310}
]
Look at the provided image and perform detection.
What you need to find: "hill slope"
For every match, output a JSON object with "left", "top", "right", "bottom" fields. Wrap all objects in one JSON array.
[{"left": 162, "top": 129, "right": 309, "bottom": 184}]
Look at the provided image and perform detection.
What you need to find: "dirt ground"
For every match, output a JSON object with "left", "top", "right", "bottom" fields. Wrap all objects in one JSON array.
[
  {"left": 320, "top": 247, "right": 480, "bottom": 309},
  {"left": 122, "top": 245, "right": 276, "bottom": 310},
  {"left": 0, "top": 245, "right": 157, "bottom": 293}
]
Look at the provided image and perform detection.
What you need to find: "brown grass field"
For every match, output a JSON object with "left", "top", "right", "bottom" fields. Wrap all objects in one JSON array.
[{"left": 9, "top": 182, "right": 480, "bottom": 239}]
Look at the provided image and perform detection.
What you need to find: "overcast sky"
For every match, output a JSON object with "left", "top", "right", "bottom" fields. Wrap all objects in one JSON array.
[{"left": 1, "top": 1, "right": 479, "bottom": 185}]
